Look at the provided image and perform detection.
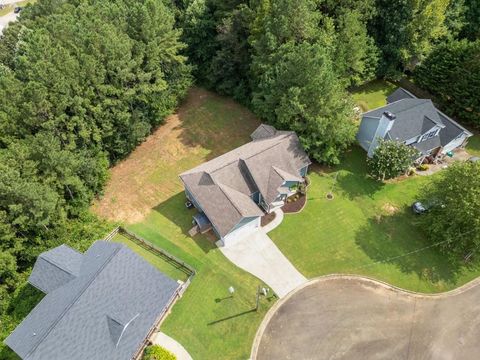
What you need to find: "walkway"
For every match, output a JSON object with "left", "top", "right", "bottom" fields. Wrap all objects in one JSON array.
[
  {"left": 253, "top": 275, "right": 480, "bottom": 360},
  {"left": 151, "top": 332, "right": 193, "bottom": 360},
  {"left": 219, "top": 215, "right": 306, "bottom": 298}
]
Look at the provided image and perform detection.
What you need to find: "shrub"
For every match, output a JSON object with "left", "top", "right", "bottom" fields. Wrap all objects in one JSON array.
[
  {"left": 143, "top": 345, "right": 176, "bottom": 360},
  {"left": 417, "top": 164, "right": 429, "bottom": 171},
  {"left": 367, "top": 139, "right": 418, "bottom": 181}
]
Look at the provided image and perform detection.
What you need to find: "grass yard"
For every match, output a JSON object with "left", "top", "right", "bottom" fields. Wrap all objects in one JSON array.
[
  {"left": 269, "top": 147, "right": 480, "bottom": 293},
  {"left": 112, "top": 232, "right": 190, "bottom": 282},
  {"left": 351, "top": 79, "right": 397, "bottom": 111},
  {"left": 466, "top": 133, "right": 480, "bottom": 157},
  {"left": 0, "top": 0, "right": 36, "bottom": 16},
  {"left": 94, "top": 88, "right": 273, "bottom": 360}
]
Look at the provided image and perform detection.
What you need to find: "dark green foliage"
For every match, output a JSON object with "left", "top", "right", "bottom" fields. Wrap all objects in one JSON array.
[
  {"left": 460, "top": 0, "right": 480, "bottom": 40},
  {"left": 250, "top": 0, "right": 357, "bottom": 164},
  {"left": 414, "top": 40, "right": 480, "bottom": 126},
  {"left": 370, "top": 0, "right": 450, "bottom": 76},
  {"left": 367, "top": 140, "right": 418, "bottom": 180},
  {"left": 251, "top": 41, "right": 356, "bottom": 164},
  {"left": 0, "top": 0, "right": 191, "bottom": 355},
  {"left": 419, "top": 161, "right": 480, "bottom": 262},
  {"left": 143, "top": 345, "right": 177, "bottom": 360},
  {"left": 208, "top": 5, "right": 254, "bottom": 104}
]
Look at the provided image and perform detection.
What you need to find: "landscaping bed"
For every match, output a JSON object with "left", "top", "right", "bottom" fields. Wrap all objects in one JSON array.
[{"left": 282, "top": 194, "right": 306, "bottom": 213}]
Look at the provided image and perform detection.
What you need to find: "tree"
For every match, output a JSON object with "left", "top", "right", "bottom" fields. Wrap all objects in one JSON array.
[
  {"left": 414, "top": 39, "right": 480, "bottom": 126},
  {"left": 252, "top": 42, "right": 356, "bottom": 164},
  {"left": 460, "top": 0, "right": 480, "bottom": 40},
  {"left": 370, "top": 0, "right": 450, "bottom": 76},
  {"left": 367, "top": 140, "right": 418, "bottom": 180},
  {"left": 419, "top": 161, "right": 480, "bottom": 262},
  {"left": 334, "top": 9, "right": 379, "bottom": 86},
  {"left": 249, "top": 0, "right": 356, "bottom": 164},
  {"left": 208, "top": 5, "right": 254, "bottom": 104}
]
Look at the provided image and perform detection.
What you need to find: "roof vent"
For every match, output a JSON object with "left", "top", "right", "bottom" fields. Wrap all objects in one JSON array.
[{"left": 383, "top": 111, "right": 396, "bottom": 121}]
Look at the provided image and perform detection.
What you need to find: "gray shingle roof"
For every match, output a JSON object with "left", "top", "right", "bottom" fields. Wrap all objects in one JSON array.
[
  {"left": 28, "top": 245, "right": 83, "bottom": 294},
  {"left": 180, "top": 125, "right": 311, "bottom": 237},
  {"left": 364, "top": 88, "right": 472, "bottom": 150},
  {"left": 4, "top": 241, "right": 179, "bottom": 360}
]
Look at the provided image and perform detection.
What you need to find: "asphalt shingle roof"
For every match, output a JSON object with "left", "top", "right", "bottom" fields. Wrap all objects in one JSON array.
[
  {"left": 364, "top": 88, "right": 472, "bottom": 150},
  {"left": 180, "top": 125, "right": 311, "bottom": 237},
  {"left": 4, "top": 241, "right": 180, "bottom": 360}
]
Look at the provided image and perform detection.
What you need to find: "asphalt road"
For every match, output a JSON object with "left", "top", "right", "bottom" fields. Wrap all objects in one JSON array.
[{"left": 256, "top": 277, "right": 480, "bottom": 360}]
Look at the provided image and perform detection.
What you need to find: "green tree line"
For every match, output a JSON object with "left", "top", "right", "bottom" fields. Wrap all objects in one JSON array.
[{"left": 0, "top": 0, "right": 191, "bottom": 357}]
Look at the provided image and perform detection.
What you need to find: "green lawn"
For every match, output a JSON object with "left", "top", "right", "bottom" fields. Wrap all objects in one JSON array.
[
  {"left": 466, "top": 134, "right": 480, "bottom": 157},
  {"left": 98, "top": 89, "right": 273, "bottom": 360},
  {"left": 112, "top": 232, "right": 190, "bottom": 282},
  {"left": 351, "top": 79, "right": 397, "bottom": 111},
  {"left": 0, "top": 0, "right": 36, "bottom": 16},
  {"left": 270, "top": 147, "right": 480, "bottom": 293}
]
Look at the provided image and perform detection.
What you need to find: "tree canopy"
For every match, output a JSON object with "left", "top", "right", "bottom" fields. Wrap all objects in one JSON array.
[
  {"left": 367, "top": 140, "right": 418, "bottom": 180},
  {"left": 419, "top": 161, "right": 480, "bottom": 263}
]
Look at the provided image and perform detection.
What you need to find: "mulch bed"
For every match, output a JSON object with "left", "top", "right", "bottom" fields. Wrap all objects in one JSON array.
[
  {"left": 261, "top": 212, "right": 276, "bottom": 227},
  {"left": 282, "top": 194, "right": 307, "bottom": 214}
]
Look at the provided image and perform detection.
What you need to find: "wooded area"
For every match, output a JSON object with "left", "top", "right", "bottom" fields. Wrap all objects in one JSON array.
[{"left": 0, "top": 0, "right": 478, "bottom": 357}]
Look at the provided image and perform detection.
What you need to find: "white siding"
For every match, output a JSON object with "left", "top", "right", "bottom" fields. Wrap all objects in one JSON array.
[
  {"left": 221, "top": 217, "right": 260, "bottom": 246},
  {"left": 441, "top": 134, "right": 467, "bottom": 154}
]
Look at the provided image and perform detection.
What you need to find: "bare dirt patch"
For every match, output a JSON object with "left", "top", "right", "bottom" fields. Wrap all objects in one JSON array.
[
  {"left": 381, "top": 203, "right": 399, "bottom": 215},
  {"left": 91, "top": 87, "right": 260, "bottom": 223}
]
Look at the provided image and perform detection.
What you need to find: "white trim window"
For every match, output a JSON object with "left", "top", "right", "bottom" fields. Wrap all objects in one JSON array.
[{"left": 418, "top": 129, "right": 439, "bottom": 143}]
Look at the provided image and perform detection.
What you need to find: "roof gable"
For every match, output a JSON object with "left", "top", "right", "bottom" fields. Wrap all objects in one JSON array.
[
  {"left": 180, "top": 125, "right": 311, "bottom": 236},
  {"left": 5, "top": 242, "right": 179, "bottom": 360}
]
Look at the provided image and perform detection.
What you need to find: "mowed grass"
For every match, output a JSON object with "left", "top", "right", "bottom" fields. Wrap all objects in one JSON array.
[
  {"left": 112, "top": 232, "right": 190, "bottom": 282},
  {"left": 270, "top": 147, "right": 480, "bottom": 293},
  {"left": 351, "top": 79, "right": 397, "bottom": 111},
  {"left": 0, "top": 0, "right": 36, "bottom": 16},
  {"left": 466, "top": 133, "right": 480, "bottom": 157},
  {"left": 96, "top": 88, "right": 272, "bottom": 359}
]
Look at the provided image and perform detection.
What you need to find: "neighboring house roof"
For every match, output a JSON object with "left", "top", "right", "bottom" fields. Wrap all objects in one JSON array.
[
  {"left": 180, "top": 125, "right": 311, "bottom": 237},
  {"left": 363, "top": 88, "right": 472, "bottom": 155},
  {"left": 5, "top": 241, "right": 179, "bottom": 360},
  {"left": 28, "top": 245, "right": 83, "bottom": 294}
]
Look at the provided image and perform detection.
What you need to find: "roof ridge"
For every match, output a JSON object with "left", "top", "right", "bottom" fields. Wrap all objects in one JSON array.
[
  {"left": 216, "top": 183, "right": 245, "bottom": 217},
  {"left": 182, "top": 132, "right": 294, "bottom": 177},
  {"left": 41, "top": 247, "right": 82, "bottom": 276},
  {"left": 25, "top": 243, "right": 122, "bottom": 359}
]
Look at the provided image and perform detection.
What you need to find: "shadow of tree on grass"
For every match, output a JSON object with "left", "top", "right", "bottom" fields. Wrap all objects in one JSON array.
[
  {"left": 152, "top": 192, "right": 216, "bottom": 254},
  {"left": 355, "top": 207, "right": 461, "bottom": 286}
]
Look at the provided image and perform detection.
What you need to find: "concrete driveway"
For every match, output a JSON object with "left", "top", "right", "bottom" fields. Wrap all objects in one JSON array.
[
  {"left": 219, "top": 229, "right": 306, "bottom": 298},
  {"left": 254, "top": 276, "right": 480, "bottom": 360}
]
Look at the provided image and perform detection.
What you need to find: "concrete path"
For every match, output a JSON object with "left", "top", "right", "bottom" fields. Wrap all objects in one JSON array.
[
  {"left": 219, "top": 229, "right": 307, "bottom": 298},
  {"left": 151, "top": 332, "right": 192, "bottom": 360},
  {"left": 0, "top": 10, "right": 18, "bottom": 33},
  {"left": 254, "top": 275, "right": 480, "bottom": 360},
  {"left": 261, "top": 208, "right": 284, "bottom": 233}
]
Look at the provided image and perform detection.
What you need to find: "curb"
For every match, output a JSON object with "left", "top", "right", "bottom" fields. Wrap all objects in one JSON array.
[{"left": 250, "top": 273, "right": 480, "bottom": 359}]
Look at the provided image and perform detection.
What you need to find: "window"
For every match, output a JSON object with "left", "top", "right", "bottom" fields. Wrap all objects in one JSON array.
[{"left": 418, "top": 129, "right": 439, "bottom": 143}]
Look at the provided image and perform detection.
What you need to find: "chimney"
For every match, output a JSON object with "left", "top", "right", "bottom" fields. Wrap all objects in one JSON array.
[{"left": 367, "top": 111, "right": 396, "bottom": 157}]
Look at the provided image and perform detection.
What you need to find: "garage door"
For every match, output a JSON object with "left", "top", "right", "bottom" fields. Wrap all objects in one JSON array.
[
  {"left": 442, "top": 135, "right": 466, "bottom": 154},
  {"left": 222, "top": 217, "right": 260, "bottom": 246}
]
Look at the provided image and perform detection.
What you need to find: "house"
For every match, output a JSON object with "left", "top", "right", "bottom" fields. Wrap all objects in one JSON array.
[
  {"left": 357, "top": 88, "right": 473, "bottom": 163},
  {"left": 4, "top": 241, "right": 180, "bottom": 360},
  {"left": 180, "top": 124, "right": 311, "bottom": 246}
]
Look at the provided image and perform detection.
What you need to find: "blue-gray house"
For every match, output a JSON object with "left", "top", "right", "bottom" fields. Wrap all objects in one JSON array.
[
  {"left": 357, "top": 88, "right": 472, "bottom": 163},
  {"left": 180, "top": 124, "right": 311, "bottom": 246},
  {"left": 4, "top": 241, "right": 180, "bottom": 360}
]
